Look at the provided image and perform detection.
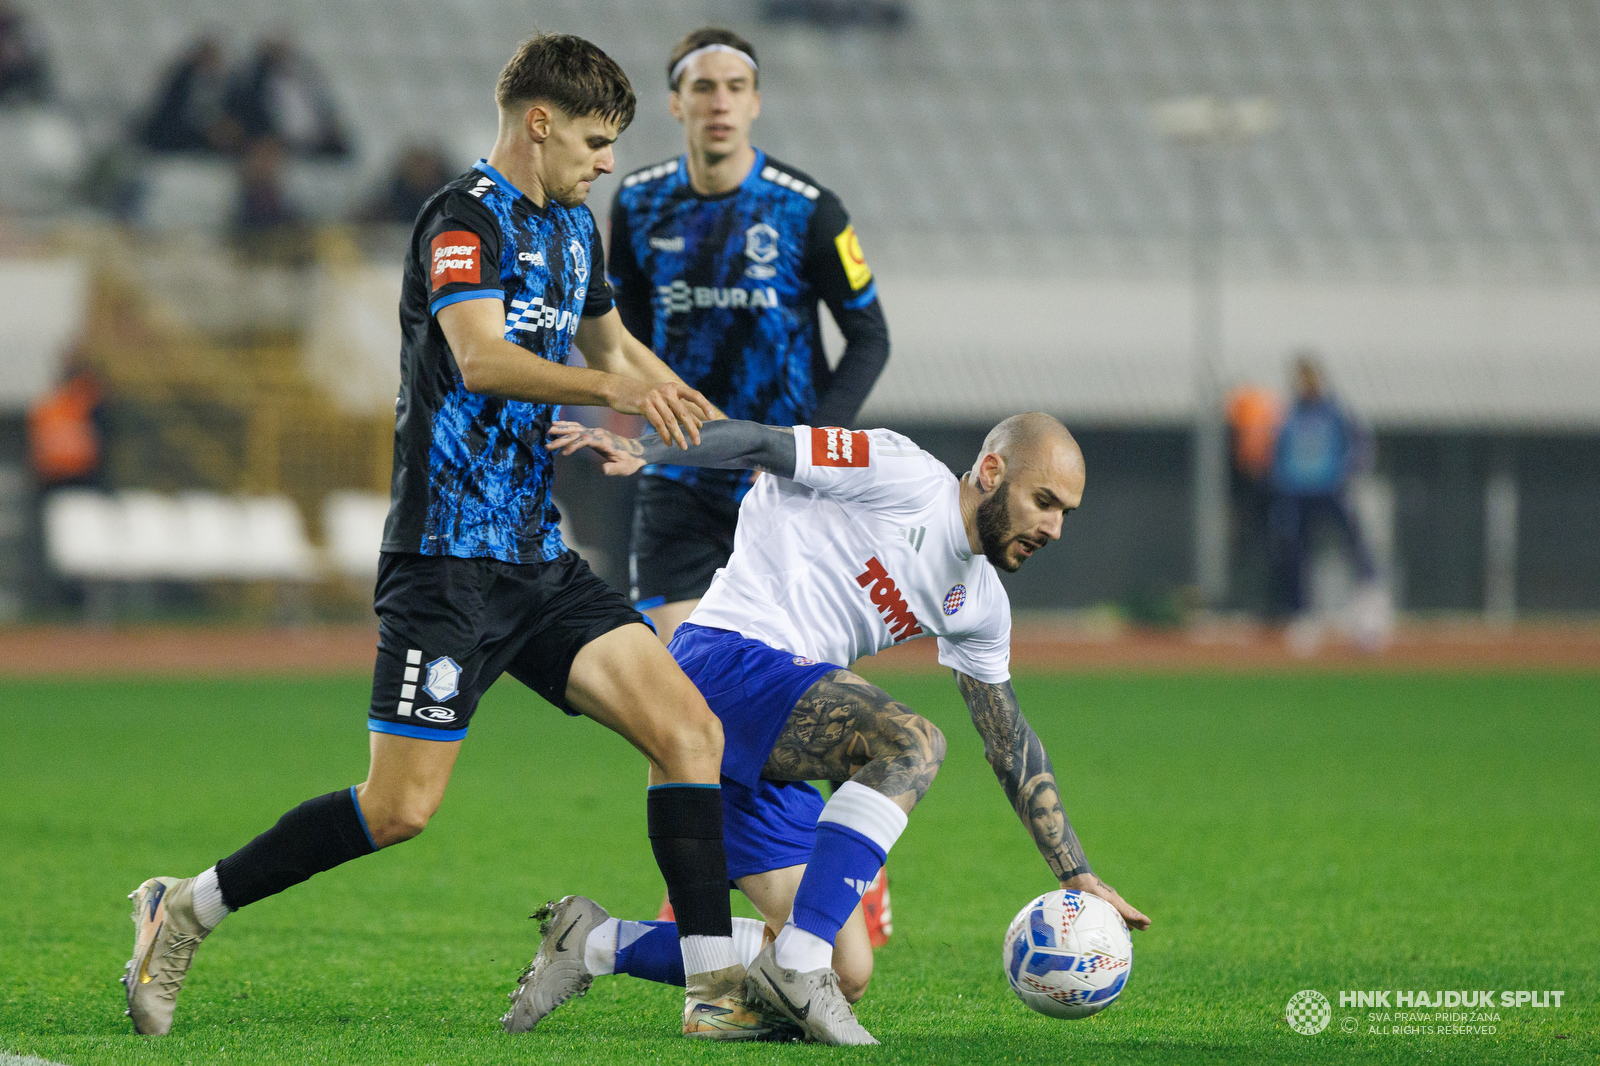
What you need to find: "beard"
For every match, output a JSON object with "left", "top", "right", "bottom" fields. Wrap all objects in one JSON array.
[{"left": 976, "top": 479, "right": 1022, "bottom": 572}]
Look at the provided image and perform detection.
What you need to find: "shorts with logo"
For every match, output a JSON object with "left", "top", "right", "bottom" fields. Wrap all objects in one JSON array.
[
  {"left": 367, "top": 550, "right": 646, "bottom": 740},
  {"left": 668, "top": 622, "right": 842, "bottom": 879},
  {"left": 630, "top": 474, "right": 743, "bottom": 606}
]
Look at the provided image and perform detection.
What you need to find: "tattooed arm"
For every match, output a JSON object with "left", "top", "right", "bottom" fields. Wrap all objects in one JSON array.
[
  {"left": 955, "top": 670, "right": 1151, "bottom": 930},
  {"left": 546, "top": 418, "right": 796, "bottom": 478}
]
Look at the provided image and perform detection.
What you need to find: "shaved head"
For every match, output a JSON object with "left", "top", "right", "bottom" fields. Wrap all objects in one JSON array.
[
  {"left": 973, "top": 412, "right": 1083, "bottom": 480},
  {"left": 967, "top": 413, "right": 1085, "bottom": 572}
]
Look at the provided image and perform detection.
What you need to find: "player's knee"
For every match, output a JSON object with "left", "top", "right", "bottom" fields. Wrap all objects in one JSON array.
[
  {"left": 362, "top": 797, "right": 439, "bottom": 848},
  {"left": 914, "top": 714, "right": 947, "bottom": 773},
  {"left": 652, "top": 706, "right": 724, "bottom": 777},
  {"left": 838, "top": 957, "right": 873, "bottom": 1003}
]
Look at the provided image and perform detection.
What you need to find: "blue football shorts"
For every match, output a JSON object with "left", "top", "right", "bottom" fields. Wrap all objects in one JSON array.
[{"left": 668, "top": 622, "right": 843, "bottom": 880}]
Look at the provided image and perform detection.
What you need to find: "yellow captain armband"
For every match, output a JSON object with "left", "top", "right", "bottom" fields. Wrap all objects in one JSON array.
[{"left": 833, "top": 225, "right": 873, "bottom": 290}]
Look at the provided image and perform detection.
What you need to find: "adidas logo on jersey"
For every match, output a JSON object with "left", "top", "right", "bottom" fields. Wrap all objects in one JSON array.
[
  {"left": 898, "top": 526, "right": 926, "bottom": 552},
  {"left": 506, "top": 296, "right": 579, "bottom": 335},
  {"left": 657, "top": 279, "right": 781, "bottom": 315},
  {"left": 844, "top": 877, "right": 873, "bottom": 897},
  {"left": 856, "top": 556, "right": 924, "bottom": 642}
]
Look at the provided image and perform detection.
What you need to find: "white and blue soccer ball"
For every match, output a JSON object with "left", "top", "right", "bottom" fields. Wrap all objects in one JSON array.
[{"left": 1002, "top": 889, "right": 1133, "bottom": 1019}]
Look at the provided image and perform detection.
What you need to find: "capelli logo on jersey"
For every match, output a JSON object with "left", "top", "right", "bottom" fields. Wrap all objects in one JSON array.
[
  {"left": 657, "top": 279, "right": 782, "bottom": 314},
  {"left": 856, "top": 556, "right": 924, "bottom": 642}
]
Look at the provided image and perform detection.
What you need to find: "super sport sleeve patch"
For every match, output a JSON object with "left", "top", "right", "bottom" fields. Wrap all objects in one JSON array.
[
  {"left": 810, "top": 426, "right": 870, "bottom": 468},
  {"left": 430, "top": 230, "right": 486, "bottom": 291}
]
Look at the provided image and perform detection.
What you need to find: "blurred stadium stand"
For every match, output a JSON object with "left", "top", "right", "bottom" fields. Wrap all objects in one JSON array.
[{"left": 0, "top": 0, "right": 1597, "bottom": 620}]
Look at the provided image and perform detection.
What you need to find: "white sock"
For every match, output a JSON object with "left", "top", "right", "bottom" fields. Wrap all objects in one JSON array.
[
  {"left": 731, "top": 916, "right": 767, "bottom": 967},
  {"left": 773, "top": 920, "right": 834, "bottom": 973},
  {"left": 584, "top": 916, "right": 620, "bottom": 976},
  {"left": 679, "top": 934, "right": 740, "bottom": 976},
  {"left": 191, "top": 866, "right": 231, "bottom": 930}
]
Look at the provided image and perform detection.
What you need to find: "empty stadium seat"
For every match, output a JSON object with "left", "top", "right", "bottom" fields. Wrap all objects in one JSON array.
[{"left": 323, "top": 491, "right": 389, "bottom": 582}]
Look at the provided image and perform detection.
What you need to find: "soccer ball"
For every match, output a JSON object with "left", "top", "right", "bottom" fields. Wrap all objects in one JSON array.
[{"left": 1002, "top": 890, "right": 1133, "bottom": 1018}]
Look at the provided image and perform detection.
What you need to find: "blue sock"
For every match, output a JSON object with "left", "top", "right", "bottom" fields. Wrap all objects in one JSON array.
[
  {"left": 789, "top": 781, "right": 907, "bottom": 945},
  {"left": 790, "top": 823, "right": 888, "bottom": 943},
  {"left": 614, "top": 920, "right": 684, "bottom": 986}
]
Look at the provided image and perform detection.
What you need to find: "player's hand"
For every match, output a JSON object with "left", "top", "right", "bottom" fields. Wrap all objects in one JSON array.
[
  {"left": 545, "top": 420, "right": 647, "bottom": 476},
  {"left": 1063, "top": 872, "right": 1150, "bottom": 931},
  {"left": 607, "top": 379, "right": 713, "bottom": 449}
]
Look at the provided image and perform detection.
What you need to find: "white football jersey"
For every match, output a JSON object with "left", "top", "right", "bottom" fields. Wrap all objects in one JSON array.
[{"left": 690, "top": 426, "right": 1012, "bottom": 683}]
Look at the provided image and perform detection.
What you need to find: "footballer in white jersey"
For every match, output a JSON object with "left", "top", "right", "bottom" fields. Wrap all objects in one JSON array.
[{"left": 544, "top": 413, "right": 1148, "bottom": 1044}]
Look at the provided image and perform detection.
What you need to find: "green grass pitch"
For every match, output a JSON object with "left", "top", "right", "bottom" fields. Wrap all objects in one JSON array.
[{"left": 1, "top": 669, "right": 1595, "bottom": 1065}]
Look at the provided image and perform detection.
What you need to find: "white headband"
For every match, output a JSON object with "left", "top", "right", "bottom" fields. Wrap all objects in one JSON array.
[{"left": 670, "top": 43, "right": 758, "bottom": 87}]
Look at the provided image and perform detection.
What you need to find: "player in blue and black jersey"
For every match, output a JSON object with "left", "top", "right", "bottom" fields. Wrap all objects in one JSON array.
[
  {"left": 122, "top": 35, "right": 782, "bottom": 1043},
  {"left": 608, "top": 27, "right": 891, "bottom": 643},
  {"left": 607, "top": 23, "right": 896, "bottom": 958}
]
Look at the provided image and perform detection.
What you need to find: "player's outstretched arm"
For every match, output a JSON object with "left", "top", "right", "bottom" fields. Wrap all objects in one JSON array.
[
  {"left": 546, "top": 419, "right": 797, "bottom": 479},
  {"left": 438, "top": 300, "right": 712, "bottom": 449},
  {"left": 954, "top": 670, "right": 1151, "bottom": 931}
]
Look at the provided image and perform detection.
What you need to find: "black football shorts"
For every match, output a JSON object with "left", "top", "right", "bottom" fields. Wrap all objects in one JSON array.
[
  {"left": 367, "top": 550, "right": 645, "bottom": 741},
  {"left": 629, "top": 474, "right": 742, "bottom": 607}
]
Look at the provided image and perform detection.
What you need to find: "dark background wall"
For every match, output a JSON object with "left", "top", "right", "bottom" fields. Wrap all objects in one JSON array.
[{"left": 558, "top": 423, "right": 1600, "bottom": 616}]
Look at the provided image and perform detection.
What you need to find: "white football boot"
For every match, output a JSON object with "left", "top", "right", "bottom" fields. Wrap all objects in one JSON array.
[
  {"left": 502, "top": 895, "right": 611, "bottom": 1032},
  {"left": 122, "top": 876, "right": 212, "bottom": 1035},
  {"left": 744, "top": 942, "right": 878, "bottom": 1045}
]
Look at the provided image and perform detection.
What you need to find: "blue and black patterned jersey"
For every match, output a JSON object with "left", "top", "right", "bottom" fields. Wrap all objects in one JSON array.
[
  {"left": 382, "top": 160, "right": 613, "bottom": 564},
  {"left": 608, "top": 149, "right": 888, "bottom": 500}
]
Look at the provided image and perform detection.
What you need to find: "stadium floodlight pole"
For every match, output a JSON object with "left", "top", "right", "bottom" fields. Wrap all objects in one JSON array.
[{"left": 1154, "top": 96, "right": 1279, "bottom": 611}]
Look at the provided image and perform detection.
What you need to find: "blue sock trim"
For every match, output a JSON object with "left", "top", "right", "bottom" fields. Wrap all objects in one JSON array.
[
  {"left": 347, "top": 786, "right": 378, "bottom": 851},
  {"left": 368, "top": 719, "right": 468, "bottom": 742},
  {"left": 646, "top": 782, "right": 721, "bottom": 790},
  {"left": 614, "top": 919, "right": 686, "bottom": 986}
]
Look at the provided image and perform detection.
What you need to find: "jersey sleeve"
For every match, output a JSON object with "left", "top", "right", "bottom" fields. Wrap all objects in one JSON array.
[
  {"left": 802, "top": 191, "right": 877, "bottom": 311},
  {"left": 422, "top": 192, "right": 504, "bottom": 316},
  {"left": 791, "top": 425, "right": 937, "bottom": 509},
  {"left": 606, "top": 190, "right": 653, "bottom": 342},
  {"left": 582, "top": 215, "right": 615, "bottom": 318},
  {"left": 803, "top": 190, "right": 890, "bottom": 427},
  {"left": 937, "top": 585, "right": 1012, "bottom": 684}
]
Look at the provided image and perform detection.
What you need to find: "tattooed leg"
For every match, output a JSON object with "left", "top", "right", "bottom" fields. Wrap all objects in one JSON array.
[
  {"left": 762, "top": 670, "right": 947, "bottom": 813},
  {"left": 761, "top": 670, "right": 941, "bottom": 970}
]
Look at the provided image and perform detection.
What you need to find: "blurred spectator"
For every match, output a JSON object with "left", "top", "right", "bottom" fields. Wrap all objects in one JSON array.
[
  {"left": 1227, "top": 383, "right": 1282, "bottom": 615},
  {"left": 232, "top": 138, "right": 309, "bottom": 264},
  {"left": 225, "top": 35, "right": 350, "bottom": 159},
  {"left": 28, "top": 352, "right": 105, "bottom": 490},
  {"left": 1267, "top": 352, "right": 1376, "bottom": 618},
  {"left": 357, "top": 143, "right": 452, "bottom": 224},
  {"left": 138, "top": 35, "right": 240, "bottom": 154},
  {"left": 0, "top": 0, "right": 49, "bottom": 105}
]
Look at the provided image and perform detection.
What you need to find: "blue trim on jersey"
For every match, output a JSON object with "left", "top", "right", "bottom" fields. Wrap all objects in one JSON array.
[
  {"left": 348, "top": 785, "right": 378, "bottom": 850},
  {"left": 473, "top": 159, "right": 527, "bottom": 201},
  {"left": 635, "top": 595, "right": 668, "bottom": 610},
  {"left": 429, "top": 288, "right": 504, "bottom": 315},
  {"left": 843, "top": 281, "right": 878, "bottom": 310},
  {"left": 646, "top": 782, "right": 722, "bottom": 790},
  {"left": 368, "top": 719, "right": 468, "bottom": 742}
]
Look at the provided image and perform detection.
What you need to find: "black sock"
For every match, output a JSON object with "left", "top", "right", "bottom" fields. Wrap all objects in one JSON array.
[
  {"left": 646, "top": 784, "right": 732, "bottom": 939},
  {"left": 214, "top": 787, "right": 377, "bottom": 910}
]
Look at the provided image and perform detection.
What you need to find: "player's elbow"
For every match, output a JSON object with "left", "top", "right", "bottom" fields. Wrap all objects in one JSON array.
[{"left": 456, "top": 345, "right": 495, "bottom": 394}]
